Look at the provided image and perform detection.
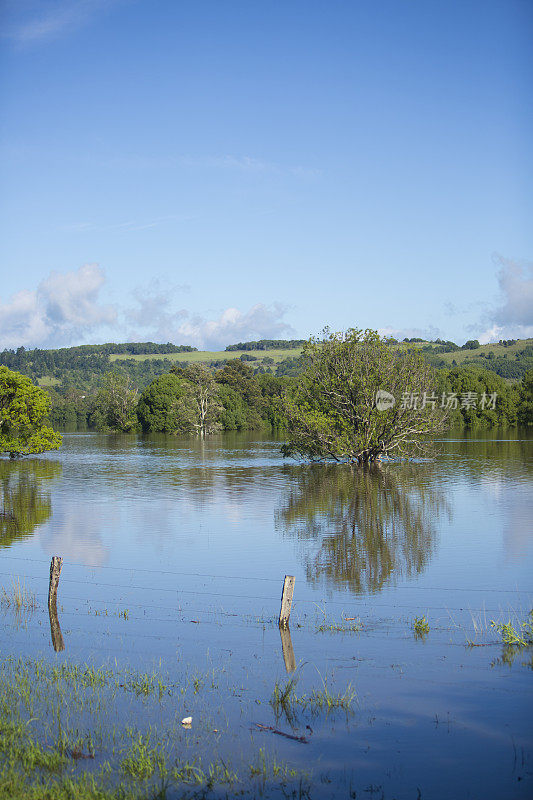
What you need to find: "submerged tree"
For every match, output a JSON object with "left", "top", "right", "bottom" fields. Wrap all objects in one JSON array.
[
  {"left": 137, "top": 373, "right": 191, "bottom": 433},
  {"left": 91, "top": 371, "right": 139, "bottom": 432},
  {"left": 281, "top": 328, "right": 448, "bottom": 463},
  {"left": 172, "top": 365, "right": 224, "bottom": 437},
  {"left": 0, "top": 367, "right": 62, "bottom": 457}
]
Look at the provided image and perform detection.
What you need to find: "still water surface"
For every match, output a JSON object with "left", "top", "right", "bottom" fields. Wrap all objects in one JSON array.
[{"left": 1, "top": 431, "right": 532, "bottom": 798}]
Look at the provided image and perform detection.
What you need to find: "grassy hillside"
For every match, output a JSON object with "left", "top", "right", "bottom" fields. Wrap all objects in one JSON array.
[
  {"left": 2, "top": 337, "right": 531, "bottom": 394},
  {"left": 108, "top": 338, "right": 533, "bottom": 371},
  {"left": 109, "top": 347, "right": 303, "bottom": 365},
  {"left": 434, "top": 339, "right": 532, "bottom": 365}
]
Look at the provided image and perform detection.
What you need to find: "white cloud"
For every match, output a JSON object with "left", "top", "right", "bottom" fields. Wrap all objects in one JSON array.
[
  {"left": 2, "top": 0, "right": 117, "bottom": 45},
  {"left": 174, "top": 303, "right": 294, "bottom": 350},
  {"left": 377, "top": 324, "right": 442, "bottom": 342},
  {"left": 125, "top": 284, "right": 294, "bottom": 349},
  {"left": 477, "top": 256, "right": 533, "bottom": 343},
  {"left": 0, "top": 264, "right": 117, "bottom": 349},
  {"left": 124, "top": 280, "right": 190, "bottom": 342},
  {"left": 0, "top": 268, "right": 294, "bottom": 350}
]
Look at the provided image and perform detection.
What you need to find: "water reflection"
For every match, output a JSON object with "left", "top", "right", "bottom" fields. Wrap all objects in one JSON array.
[
  {"left": 279, "top": 626, "right": 296, "bottom": 673},
  {"left": 0, "top": 459, "right": 62, "bottom": 548},
  {"left": 277, "top": 463, "right": 451, "bottom": 594}
]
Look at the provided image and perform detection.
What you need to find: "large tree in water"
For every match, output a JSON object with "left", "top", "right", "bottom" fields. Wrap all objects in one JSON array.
[
  {"left": 0, "top": 367, "right": 62, "bottom": 458},
  {"left": 281, "top": 328, "right": 448, "bottom": 463}
]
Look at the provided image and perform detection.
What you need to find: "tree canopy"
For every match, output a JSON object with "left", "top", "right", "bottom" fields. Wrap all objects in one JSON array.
[
  {"left": 0, "top": 367, "right": 62, "bottom": 457},
  {"left": 137, "top": 373, "right": 191, "bottom": 433},
  {"left": 91, "top": 371, "right": 139, "bottom": 432},
  {"left": 517, "top": 369, "right": 533, "bottom": 426},
  {"left": 281, "top": 328, "right": 449, "bottom": 463}
]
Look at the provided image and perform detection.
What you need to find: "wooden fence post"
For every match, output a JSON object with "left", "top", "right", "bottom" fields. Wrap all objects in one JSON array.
[
  {"left": 48, "top": 556, "right": 63, "bottom": 610},
  {"left": 279, "top": 575, "right": 295, "bottom": 628},
  {"left": 48, "top": 556, "right": 64, "bottom": 652}
]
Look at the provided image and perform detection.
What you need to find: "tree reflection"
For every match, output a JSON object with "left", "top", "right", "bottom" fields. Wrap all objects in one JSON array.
[
  {"left": 277, "top": 463, "right": 450, "bottom": 594},
  {"left": 0, "top": 459, "right": 62, "bottom": 548}
]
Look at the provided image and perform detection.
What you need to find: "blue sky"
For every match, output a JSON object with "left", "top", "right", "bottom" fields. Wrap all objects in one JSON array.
[{"left": 1, "top": 0, "right": 532, "bottom": 349}]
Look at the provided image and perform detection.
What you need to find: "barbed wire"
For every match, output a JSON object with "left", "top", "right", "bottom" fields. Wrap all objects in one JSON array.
[{"left": 0, "top": 558, "right": 530, "bottom": 596}]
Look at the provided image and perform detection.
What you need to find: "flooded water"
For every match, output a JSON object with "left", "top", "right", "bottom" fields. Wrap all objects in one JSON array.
[{"left": 1, "top": 431, "right": 532, "bottom": 799}]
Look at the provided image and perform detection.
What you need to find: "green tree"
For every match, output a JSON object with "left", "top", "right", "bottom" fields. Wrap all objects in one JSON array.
[
  {"left": 137, "top": 373, "right": 191, "bottom": 433},
  {"left": 215, "top": 360, "right": 264, "bottom": 409},
  {"left": 90, "top": 371, "right": 139, "bottom": 432},
  {"left": 437, "top": 366, "right": 518, "bottom": 427},
  {"left": 0, "top": 367, "right": 62, "bottom": 457},
  {"left": 281, "top": 328, "right": 448, "bottom": 463},
  {"left": 517, "top": 369, "right": 533, "bottom": 426},
  {"left": 173, "top": 365, "right": 223, "bottom": 436}
]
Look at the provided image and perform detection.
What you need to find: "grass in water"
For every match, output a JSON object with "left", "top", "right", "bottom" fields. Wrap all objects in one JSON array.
[
  {"left": 0, "top": 655, "right": 308, "bottom": 800},
  {"left": 491, "top": 611, "right": 533, "bottom": 647},
  {"left": 120, "top": 730, "right": 167, "bottom": 780},
  {"left": 413, "top": 616, "right": 430, "bottom": 638},
  {"left": 249, "top": 747, "right": 300, "bottom": 782},
  {"left": 316, "top": 616, "right": 363, "bottom": 633},
  {"left": 271, "top": 673, "right": 356, "bottom": 724},
  {"left": 0, "top": 578, "right": 36, "bottom": 612}
]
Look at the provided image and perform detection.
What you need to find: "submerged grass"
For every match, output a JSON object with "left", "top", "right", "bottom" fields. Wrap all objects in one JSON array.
[
  {"left": 413, "top": 616, "right": 430, "bottom": 638},
  {"left": 0, "top": 655, "right": 307, "bottom": 800},
  {"left": 316, "top": 616, "right": 363, "bottom": 634},
  {"left": 120, "top": 730, "right": 167, "bottom": 780},
  {"left": 0, "top": 578, "right": 36, "bottom": 612},
  {"left": 491, "top": 611, "right": 533, "bottom": 647},
  {"left": 270, "top": 673, "right": 357, "bottom": 725}
]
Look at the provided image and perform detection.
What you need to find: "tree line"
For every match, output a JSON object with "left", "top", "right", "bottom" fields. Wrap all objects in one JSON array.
[
  {"left": 2, "top": 330, "right": 532, "bottom": 459},
  {"left": 1, "top": 334, "right": 532, "bottom": 451},
  {"left": 49, "top": 354, "right": 532, "bottom": 436},
  {"left": 225, "top": 339, "right": 306, "bottom": 351}
]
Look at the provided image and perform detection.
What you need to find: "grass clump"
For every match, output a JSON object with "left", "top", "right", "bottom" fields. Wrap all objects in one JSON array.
[
  {"left": 120, "top": 731, "right": 167, "bottom": 780},
  {"left": 250, "top": 748, "right": 299, "bottom": 782},
  {"left": 124, "top": 671, "right": 168, "bottom": 699},
  {"left": 316, "top": 617, "right": 363, "bottom": 634},
  {"left": 0, "top": 578, "right": 36, "bottom": 612},
  {"left": 491, "top": 611, "right": 533, "bottom": 647},
  {"left": 413, "top": 616, "right": 430, "bottom": 637},
  {"left": 271, "top": 674, "right": 356, "bottom": 724},
  {"left": 306, "top": 678, "right": 357, "bottom": 713}
]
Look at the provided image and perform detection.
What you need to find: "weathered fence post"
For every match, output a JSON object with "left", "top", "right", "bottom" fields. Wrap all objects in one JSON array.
[
  {"left": 48, "top": 556, "right": 63, "bottom": 610},
  {"left": 278, "top": 575, "right": 295, "bottom": 629},
  {"left": 48, "top": 556, "right": 65, "bottom": 652}
]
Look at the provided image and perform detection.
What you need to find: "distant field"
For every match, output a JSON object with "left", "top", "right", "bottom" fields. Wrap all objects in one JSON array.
[
  {"left": 109, "top": 347, "right": 303, "bottom": 364},
  {"left": 36, "top": 376, "right": 61, "bottom": 387},
  {"left": 108, "top": 339, "right": 533, "bottom": 368},
  {"left": 433, "top": 339, "right": 532, "bottom": 365}
]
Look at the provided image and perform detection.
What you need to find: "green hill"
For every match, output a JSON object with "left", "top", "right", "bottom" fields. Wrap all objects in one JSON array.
[{"left": 1, "top": 337, "right": 532, "bottom": 391}]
